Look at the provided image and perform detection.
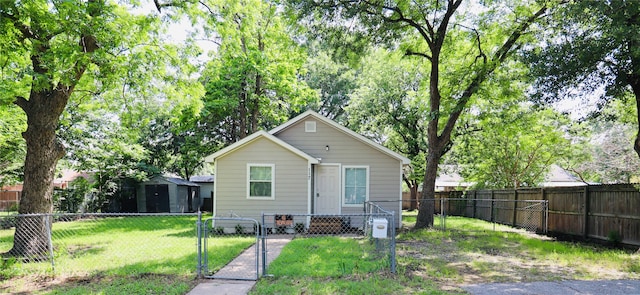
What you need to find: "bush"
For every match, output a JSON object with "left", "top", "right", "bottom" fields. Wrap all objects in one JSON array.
[
  {"left": 0, "top": 257, "right": 18, "bottom": 280},
  {"left": 607, "top": 230, "right": 622, "bottom": 246},
  {"left": 235, "top": 224, "right": 244, "bottom": 234},
  {"left": 0, "top": 215, "right": 16, "bottom": 230}
]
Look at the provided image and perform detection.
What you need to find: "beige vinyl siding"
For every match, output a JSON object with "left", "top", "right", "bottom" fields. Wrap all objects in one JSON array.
[
  {"left": 215, "top": 137, "right": 310, "bottom": 221},
  {"left": 275, "top": 117, "right": 403, "bottom": 224}
]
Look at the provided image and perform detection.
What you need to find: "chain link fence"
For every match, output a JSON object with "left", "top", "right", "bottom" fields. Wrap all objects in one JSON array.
[
  {"left": 396, "top": 198, "right": 548, "bottom": 233},
  {"left": 200, "top": 217, "right": 260, "bottom": 280},
  {"left": 261, "top": 204, "right": 396, "bottom": 274},
  {"left": 2, "top": 208, "right": 398, "bottom": 281},
  {"left": 0, "top": 213, "right": 199, "bottom": 276}
]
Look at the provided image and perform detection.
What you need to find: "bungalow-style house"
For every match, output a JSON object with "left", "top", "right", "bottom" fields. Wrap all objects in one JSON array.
[
  {"left": 204, "top": 110, "right": 410, "bottom": 229},
  {"left": 137, "top": 175, "right": 200, "bottom": 213}
]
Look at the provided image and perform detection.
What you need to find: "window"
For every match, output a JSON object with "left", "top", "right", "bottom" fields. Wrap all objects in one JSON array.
[
  {"left": 343, "top": 166, "right": 368, "bottom": 206},
  {"left": 247, "top": 164, "right": 275, "bottom": 199}
]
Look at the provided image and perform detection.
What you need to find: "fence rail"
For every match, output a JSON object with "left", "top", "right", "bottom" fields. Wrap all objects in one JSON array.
[{"left": 425, "top": 184, "right": 640, "bottom": 246}]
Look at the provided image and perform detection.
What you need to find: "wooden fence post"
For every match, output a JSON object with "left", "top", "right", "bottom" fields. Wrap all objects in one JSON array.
[
  {"left": 490, "top": 190, "right": 494, "bottom": 223},
  {"left": 512, "top": 189, "right": 518, "bottom": 227},
  {"left": 541, "top": 188, "right": 546, "bottom": 233},
  {"left": 472, "top": 191, "right": 477, "bottom": 218},
  {"left": 583, "top": 185, "right": 590, "bottom": 239}
]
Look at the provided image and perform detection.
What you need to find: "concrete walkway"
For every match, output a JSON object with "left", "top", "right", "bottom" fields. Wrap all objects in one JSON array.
[
  {"left": 187, "top": 237, "right": 292, "bottom": 295},
  {"left": 463, "top": 279, "right": 640, "bottom": 295}
]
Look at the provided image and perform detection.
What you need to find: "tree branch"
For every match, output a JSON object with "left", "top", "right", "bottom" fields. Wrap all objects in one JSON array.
[
  {"left": 405, "top": 49, "right": 432, "bottom": 60},
  {"left": 438, "top": 4, "right": 548, "bottom": 147}
]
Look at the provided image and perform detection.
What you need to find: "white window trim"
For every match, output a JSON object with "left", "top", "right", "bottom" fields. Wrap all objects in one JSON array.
[
  {"left": 247, "top": 163, "right": 275, "bottom": 200},
  {"left": 342, "top": 165, "right": 369, "bottom": 207}
]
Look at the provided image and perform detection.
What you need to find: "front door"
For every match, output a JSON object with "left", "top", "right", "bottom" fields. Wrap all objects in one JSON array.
[{"left": 315, "top": 165, "right": 340, "bottom": 214}]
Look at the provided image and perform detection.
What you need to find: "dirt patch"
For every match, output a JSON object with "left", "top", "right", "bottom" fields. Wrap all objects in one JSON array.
[
  {"left": 0, "top": 273, "right": 196, "bottom": 294},
  {"left": 396, "top": 227, "right": 640, "bottom": 293}
]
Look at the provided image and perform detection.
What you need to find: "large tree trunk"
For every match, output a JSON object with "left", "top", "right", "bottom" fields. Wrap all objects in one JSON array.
[
  {"left": 9, "top": 90, "right": 69, "bottom": 257},
  {"left": 633, "top": 89, "right": 640, "bottom": 159},
  {"left": 415, "top": 151, "right": 440, "bottom": 228}
]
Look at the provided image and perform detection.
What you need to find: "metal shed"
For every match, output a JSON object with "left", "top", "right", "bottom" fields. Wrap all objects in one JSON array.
[{"left": 137, "top": 175, "right": 200, "bottom": 213}]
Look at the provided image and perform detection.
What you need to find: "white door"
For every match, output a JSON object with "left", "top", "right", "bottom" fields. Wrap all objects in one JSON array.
[{"left": 315, "top": 165, "right": 340, "bottom": 214}]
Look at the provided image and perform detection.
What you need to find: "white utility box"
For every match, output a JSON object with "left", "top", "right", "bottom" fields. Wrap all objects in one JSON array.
[{"left": 372, "top": 218, "right": 388, "bottom": 239}]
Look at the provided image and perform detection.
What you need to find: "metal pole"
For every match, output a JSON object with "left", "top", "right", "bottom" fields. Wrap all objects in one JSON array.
[
  {"left": 261, "top": 213, "right": 267, "bottom": 276},
  {"left": 545, "top": 200, "right": 549, "bottom": 234},
  {"left": 196, "top": 211, "right": 202, "bottom": 278},
  {"left": 390, "top": 212, "right": 396, "bottom": 274},
  {"left": 441, "top": 197, "right": 445, "bottom": 231},
  {"left": 254, "top": 220, "right": 260, "bottom": 280},
  {"left": 45, "top": 215, "right": 55, "bottom": 271}
]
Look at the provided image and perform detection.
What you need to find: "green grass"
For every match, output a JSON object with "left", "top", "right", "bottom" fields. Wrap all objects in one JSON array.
[
  {"left": 2, "top": 213, "right": 638, "bottom": 294},
  {"left": 252, "top": 236, "right": 443, "bottom": 295},
  {"left": 252, "top": 213, "right": 640, "bottom": 294},
  {"left": 0, "top": 215, "right": 254, "bottom": 294},
  {"left": 396, "top": 215, "right": 640, "bottom": 288}
]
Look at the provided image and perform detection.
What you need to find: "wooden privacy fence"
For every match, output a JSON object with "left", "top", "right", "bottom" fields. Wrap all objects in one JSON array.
[
  {"left": 431, "top": 184, "right": 640, "bottom": 247},
  {"left": 0, "top": 190, "right": 20, "bottom": 211}
]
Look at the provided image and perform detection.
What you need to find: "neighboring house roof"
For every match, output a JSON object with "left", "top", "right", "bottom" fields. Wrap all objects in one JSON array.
[
  {"left": 433, "top": 164, "right": 587, "bottom": 190},
  {"left": 190, "top": 175, "right": 215, "bottom": 183},
  {"left": 204, "top": 130, "right": 321, "bottom": 164},
  {"left": 53, "top": 169, "right": 94, "bottom": 189},
  {"left": 435, "top": 171, "right": 474, "bottom": 189},
  {"left": 540, "top": 165, "right": 587, "bottom": 187},
  {"left": 269, "top": 110, "right": 411, "bottom": 165}
]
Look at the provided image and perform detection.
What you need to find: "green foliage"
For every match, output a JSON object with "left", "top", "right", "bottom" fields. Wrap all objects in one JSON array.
[
  {"left": 53, "top": 177, "right": 94, "bottom": 213},
  {"left": 453, "top": 104, "right": 577, "bottom": 189},
  {"left": 527, "top": 1, "right": 640, "bottom": 104},
  {"left": 0, "top": 256, "right": 19, "bottom": 280},
  {"left": 347, "top": 49, "right": 428, "bottom": 156},
  {"left": 199, "top": 0, "right": 317, "bottom": 145},
  {"left": 0, "top": 104, "right": 26, "bottom": 186},
  {"left": 301, "top": 49, "right": 357, "bottom": 123},
  {"left": 526, "top": 1, "right": 640, "bottom": 159},
  {"left": 607, "top": 230, "right": 622, "bottom": 246}
]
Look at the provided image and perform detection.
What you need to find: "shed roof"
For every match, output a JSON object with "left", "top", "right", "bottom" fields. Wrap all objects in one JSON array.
[{"left": 190, "top": 175, "right": 215, "bottom": 183}]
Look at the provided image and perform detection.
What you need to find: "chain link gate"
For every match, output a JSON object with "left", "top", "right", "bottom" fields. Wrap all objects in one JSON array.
[{"left": 199, "top": 216, "right": 262, "bottom": 280}]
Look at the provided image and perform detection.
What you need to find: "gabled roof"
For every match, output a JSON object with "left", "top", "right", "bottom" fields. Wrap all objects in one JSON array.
[
  {"left": 269, "top": 110, "right": 411, "bottom": 165},
  {"left": 541, "top": 165, "right": 587, "bottom": 187},
  {"left": 204, "top": 130, "right": 320, "bottom": 164}
]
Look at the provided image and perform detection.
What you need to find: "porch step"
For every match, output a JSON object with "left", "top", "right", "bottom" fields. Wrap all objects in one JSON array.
[{"left": 307, "top": 216, "right": 343, "bottom": 234}]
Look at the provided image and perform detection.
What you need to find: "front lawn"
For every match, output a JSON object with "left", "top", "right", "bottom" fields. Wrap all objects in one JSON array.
[
  {"left": 0, "top": 215, "right": 254, "bottom": 294},
  {"left": 251, "top": 213, "right": 640, "bottom": 294},
  {"left": 1, "top": 213, "right": 638, "bottom": 294}
]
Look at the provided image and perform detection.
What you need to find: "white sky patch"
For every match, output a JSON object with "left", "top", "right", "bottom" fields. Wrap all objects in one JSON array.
[{"left": 131, "top": 1, "right": 218, "bottom": 65}]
